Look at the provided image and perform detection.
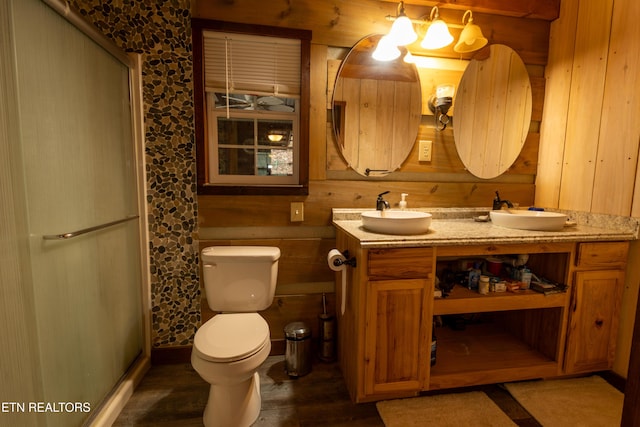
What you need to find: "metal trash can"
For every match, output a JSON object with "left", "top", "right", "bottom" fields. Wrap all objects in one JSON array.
[{"left": 284, "top": 321, "right": 312, "bottom": 377}]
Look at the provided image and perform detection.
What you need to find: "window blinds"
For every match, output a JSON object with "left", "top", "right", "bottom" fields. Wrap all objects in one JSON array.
[{"left": 203, "top": 31, "right": 301, "bottom": 98}]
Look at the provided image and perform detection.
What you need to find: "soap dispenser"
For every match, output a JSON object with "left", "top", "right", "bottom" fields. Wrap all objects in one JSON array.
[{"left": 399, "top": 193, "right": 408, "bottom": 210}]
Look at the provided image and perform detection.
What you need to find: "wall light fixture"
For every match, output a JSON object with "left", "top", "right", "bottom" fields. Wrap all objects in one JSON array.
[
  {"left": 386, "top": 1, "right": 418, "bottom": 46},
  {"left": 454, "top": 11, "right": 488, "bottom": 53},
  {"left": 428, "top": 83, "right": 455, "bottom": 130},
  {"left": 420, "top": 7, "right": 454, "bottom": 50},
  {"left": 374, "top": 3, "right": 488, "bottom": 61}
]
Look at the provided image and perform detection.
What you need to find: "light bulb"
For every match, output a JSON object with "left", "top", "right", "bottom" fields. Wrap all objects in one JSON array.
[
  {"left": 421, "top": 19, "right": 453, "bottom": 50},
  {"left": 372, "top": 36, "right": 401, "bottom": 61},
  {"left": 387, "top": 15, "right": 417, "bottom": 46}
]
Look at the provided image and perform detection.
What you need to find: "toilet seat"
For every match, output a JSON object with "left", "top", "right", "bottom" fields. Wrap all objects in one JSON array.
[{"left": 194, "top": 313, "right": 270, "bottom": 362}]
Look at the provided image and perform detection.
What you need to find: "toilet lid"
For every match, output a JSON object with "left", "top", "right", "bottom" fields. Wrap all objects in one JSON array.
[{"left": 194, "top": 313, "right": 269, "bottom": 362}]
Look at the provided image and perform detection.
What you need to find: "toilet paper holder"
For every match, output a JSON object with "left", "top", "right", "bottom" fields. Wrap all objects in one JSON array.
[{"left": 332, "top": 250, "right": 357, "bottom": 268}]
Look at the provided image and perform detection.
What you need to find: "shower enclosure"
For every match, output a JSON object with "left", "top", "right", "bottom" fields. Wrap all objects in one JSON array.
[{"left": 0, "top": 0, "right": 149, "bottom": 425}]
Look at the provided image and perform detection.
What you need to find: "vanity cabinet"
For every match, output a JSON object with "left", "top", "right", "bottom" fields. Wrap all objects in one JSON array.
[
  {"left": 430, "top": 243, "right": 572, "bottom": 391},
  {"left": 364, "top": 278, "right": 430, "bottom": 395},
  {"left": 363, "top": 248, "right": 434, "bottom": 397},
  {"left": 335, "top": 230, "right": 629, "bottom": 403},
  {"left": 564, "top": 242, "right": 629, "bottom": 373}
]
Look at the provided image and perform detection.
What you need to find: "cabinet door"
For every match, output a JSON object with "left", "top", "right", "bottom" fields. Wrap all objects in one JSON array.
[
  {"left": 364, "top": 279, "right": 430, "bottom": 396},
  {"left": 565, "top": 270, "right": 625, "bottom": 373}
]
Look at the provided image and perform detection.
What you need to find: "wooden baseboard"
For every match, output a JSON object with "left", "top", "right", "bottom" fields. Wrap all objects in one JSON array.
[
  {"left": 599, "top": 370, "right": 627, "bottom": 393},
  {"left": 151, "top": 346, "right": 193, "bottom": 364},
  {"left": 152, "top": 340, "right": 286, "bottom": 365},
  {"left": 271, "top": 339, "right": 285, "bottom": 355}
]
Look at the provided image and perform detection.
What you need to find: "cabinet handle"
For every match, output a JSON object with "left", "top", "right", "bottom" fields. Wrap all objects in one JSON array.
[{"left": 595, "top": 319, "right": 604, "bottom": 328}]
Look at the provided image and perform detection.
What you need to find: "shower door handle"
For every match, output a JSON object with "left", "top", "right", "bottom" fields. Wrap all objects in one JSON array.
[{"left": 42, "top": 215, "right": 139, "bottom": 240}]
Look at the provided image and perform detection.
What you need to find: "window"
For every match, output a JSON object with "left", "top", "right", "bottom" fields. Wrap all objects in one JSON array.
[{"left": 192, "top": 19, "right": 311, "bottom": 195}]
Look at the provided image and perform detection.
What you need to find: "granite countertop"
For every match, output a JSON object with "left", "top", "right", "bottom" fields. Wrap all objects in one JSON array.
[{"left": 332, "top": 208, "right": 640, "bottom": 248}]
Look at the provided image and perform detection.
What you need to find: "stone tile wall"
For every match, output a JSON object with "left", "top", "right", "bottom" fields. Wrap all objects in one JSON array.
[{"left": 71, "top": 0, "right": 199, "bottom": 348}]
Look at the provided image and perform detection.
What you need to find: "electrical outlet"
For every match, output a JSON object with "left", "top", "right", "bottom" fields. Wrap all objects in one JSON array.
[
  {"left": 290, "top": 202, "right": 304, "bottom": 222},
  {"left": 419, "top": 140, "right": 432, "bottom": 162}
]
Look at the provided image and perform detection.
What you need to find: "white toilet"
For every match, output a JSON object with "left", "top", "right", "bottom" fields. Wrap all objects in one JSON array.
[{"left": 191, "top": 246, "right": 280, "bottom": 427}]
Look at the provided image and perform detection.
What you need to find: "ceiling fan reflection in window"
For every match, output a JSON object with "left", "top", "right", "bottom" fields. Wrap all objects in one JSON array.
[
  {"left": 215, "top": 93, "right": 254, "bottom": 109},
  {"left": 214, "top": 93, "right": 294, "bottom": 112}
]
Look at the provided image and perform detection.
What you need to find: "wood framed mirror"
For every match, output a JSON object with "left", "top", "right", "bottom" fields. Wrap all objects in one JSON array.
[
  {"left": 331, "top": 34, "right": 422, "bottom": 177},
  {"left": 453, "top": 44, "right": 532, "bottom": 179}
]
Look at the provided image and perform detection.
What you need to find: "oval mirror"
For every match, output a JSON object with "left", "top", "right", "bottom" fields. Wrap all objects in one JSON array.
[
  {"left": 332, "top": 34, "right": 422, "bottom": 177},
  {"left": 453, "top": 44, "right": 532, "bottom": 179}
]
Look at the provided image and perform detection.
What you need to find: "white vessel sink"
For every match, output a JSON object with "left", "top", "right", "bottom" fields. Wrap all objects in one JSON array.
[
  {"left": 361, "top": 210, "right": 432, "bottom": 235},
  {"left": 490, "top": 210, "right": 568, "bottom": 231}
]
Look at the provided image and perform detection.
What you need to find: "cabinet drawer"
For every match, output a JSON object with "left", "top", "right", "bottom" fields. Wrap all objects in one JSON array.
[
  {"left": 368, "top": 247, "right": 433, "bottom": 280},
  {"left": 576, "top": 242, "right": 629, "bottom": 269}
]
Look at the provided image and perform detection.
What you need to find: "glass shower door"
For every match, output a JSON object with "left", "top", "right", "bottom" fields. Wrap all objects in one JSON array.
[{"left": 10, "top": 1, "right": 145, "bottom": 425}]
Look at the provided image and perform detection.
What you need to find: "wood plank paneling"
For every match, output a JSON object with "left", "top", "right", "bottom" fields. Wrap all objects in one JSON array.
[
  {"left": 310, "top": 43, "right": 328, "bottom": 181},
  {"left": 193, "top": 0, "right": 392, "bottom": 48},
  {"left": 535, "top": 0, "right": 579, "bottom": 208},
  {"left": 592, "top": 0, "right": 640, "bottom": 216},
  {"left": 197, "top": 181, "right": 535, "bottom": 228},
  {"left": 538, "top": 0, "right": 640, "bottom": 217},
  {"left": 558, "top": 0, "right": 614, "bottom": 211}
]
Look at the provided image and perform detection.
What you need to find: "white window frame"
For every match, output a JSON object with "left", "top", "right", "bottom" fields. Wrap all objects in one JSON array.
[
  {"left": 206, "top": 92, "right": 299, "bottom": 185},
  {"left": 193, "top": 24, "right": 310, "bottom": 193}
]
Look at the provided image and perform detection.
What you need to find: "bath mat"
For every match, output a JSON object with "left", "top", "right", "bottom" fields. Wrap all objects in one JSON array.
[
  {"left": 376, "top": 391, "right": 517, "bottom": 427},
  {"left": 504, "top": 375, "right": 623, "bottom": 427}
]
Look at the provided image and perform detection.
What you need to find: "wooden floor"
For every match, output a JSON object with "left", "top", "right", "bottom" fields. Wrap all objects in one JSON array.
[{"left": 113, "top": 355, "right": 544, "bottom": 426}]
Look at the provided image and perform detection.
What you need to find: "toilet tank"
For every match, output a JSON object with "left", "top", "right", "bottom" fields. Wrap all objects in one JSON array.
[{"left": 201, "top": 246, "right": 280, "bottom": 312}]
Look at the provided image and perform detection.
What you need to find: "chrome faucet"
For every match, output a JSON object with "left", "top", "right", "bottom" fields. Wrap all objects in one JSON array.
[
  {"left": 376, "top": 191, "right": 390, "bottom": 211},
  {"left": 493, "top": 191, "right": 514, "bottom": 210}
]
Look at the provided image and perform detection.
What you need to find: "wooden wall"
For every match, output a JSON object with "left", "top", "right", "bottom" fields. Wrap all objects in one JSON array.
[
  {"left": 193, "top": 0, "right": 552, "bottom": 348},
  {"left": 536, "top": 0, "right": 640, "bottom": 217},
  {"left": 535, "top": 0, "right": 640, "bottom": 377}
]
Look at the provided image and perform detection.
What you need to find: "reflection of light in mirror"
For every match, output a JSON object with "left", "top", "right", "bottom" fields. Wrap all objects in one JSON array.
[
  {"left": 404, "top": 55, "right": 468, "bottom": 70},
  {"left": 372, "top": 35, "right": 401, "bottom": 61},
  {"left": 334, "top": 34, "right": 421, "bottom": 177},
  {"left": 403, "top": 51, "right": 415, "bottom": 63}
]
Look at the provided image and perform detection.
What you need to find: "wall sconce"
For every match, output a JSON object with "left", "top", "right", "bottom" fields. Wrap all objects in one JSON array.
[
  {"left": 454, "top": 11, "right": 488, "bottom": 53},
  {"left": 421, "top": 7, "right": 453, "bottom": 50},
  {"left": 373, "top": 3, "right": 488, "bottom": 60},
  {"left": 386, "top": 1, "right": 417, "bottom": 46},
  {"left": 428, "top": 84, "right": 455, "bottom": 130}
]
